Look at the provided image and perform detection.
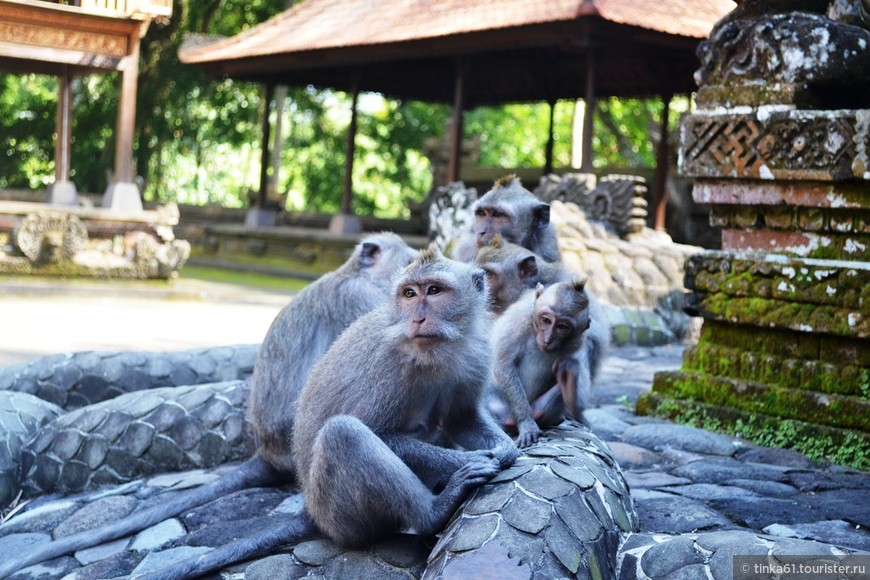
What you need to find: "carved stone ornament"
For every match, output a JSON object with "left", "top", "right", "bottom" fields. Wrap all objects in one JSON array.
[
  {"left": 13, "top": 212, "right": 88, "bottom": 265},
  {"left": 680, "top": 109, "right": 870, "bottom": 181},
  {"left": 696, "top": 11, "right": 870, "bottom": 107}
]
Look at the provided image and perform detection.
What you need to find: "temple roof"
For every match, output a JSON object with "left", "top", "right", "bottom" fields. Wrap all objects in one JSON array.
[{"left": 179, "top": 0, "right": 734, "bottom": 105}]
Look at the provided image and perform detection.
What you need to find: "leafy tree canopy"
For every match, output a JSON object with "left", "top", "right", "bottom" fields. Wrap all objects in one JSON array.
[{"left": 0, "top": 0, "right": 677, "bottom": 218}]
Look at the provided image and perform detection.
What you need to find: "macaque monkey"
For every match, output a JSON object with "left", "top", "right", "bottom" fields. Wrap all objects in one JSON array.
[
  {"left": 0, "top": 233, "right": 418, "bottom": 580},
  {"left": 293, "top": 247, "right": 518, "bottom": 548},
  {"left": 251, "top": 231, "right": 418, "bottom": 473},
  {"left": 32, "top": 248, "right": 518, "bottom": 580},
  {"left": 453, "top": 175, "right": 561, "bottom": 264},
  {"left": 491, "top": 280, "right": 608, "bottom": 448},
  {"left": 475, "top": 236, "right": 569, "bottom": 314}
]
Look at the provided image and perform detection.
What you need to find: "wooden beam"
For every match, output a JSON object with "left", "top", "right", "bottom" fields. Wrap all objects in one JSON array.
[
  {"left": 341, "top": 76, "right": 360, "bottom": 215},
  {"left": 258, "top": 82, "right": 275, "bottom": 209},
  {"left": 653, "top": 93, "right": 672, "bottom": 230},
  {"left": 55, "top": 65, "right": 73, "bottom": 182},
  {"left": 447, "top": 60, "right": 467, "bottom": 183},
  {"left": 544, "top": 99, "right": 556, "bottom": 176},
  {"left": 580, "top": 50, "right": 595, "bottom": 172}
]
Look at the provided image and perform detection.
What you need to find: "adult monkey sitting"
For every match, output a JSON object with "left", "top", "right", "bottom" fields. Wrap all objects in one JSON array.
[
  {"left": 124, "top": 247, "right": 519, "bottom": 579},
  {"left": 452, "top": 175, "right": 561, "bottom": 264},
  {"left": 0, "top": 232, "right": 419, "bottom": 580}
]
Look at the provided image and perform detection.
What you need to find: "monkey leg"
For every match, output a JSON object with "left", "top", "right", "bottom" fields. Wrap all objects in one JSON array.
[
  {"left": 554, "top": 356, "right": 588, "bottom": 423},
  {"left": 306, "top": 415, "right": 499, "bottom": 549},
  {"left": 531, "top": 384, "right": 565, "bottom": 427}
]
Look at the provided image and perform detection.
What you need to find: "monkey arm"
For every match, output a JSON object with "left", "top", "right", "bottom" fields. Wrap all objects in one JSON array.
[
  {"left": 492, "top": 360, "right": 542, "bottom": 448},
  {"left": 445, "top": 402, "right": 519, "bottom": 468},
  {"left": 378, "top": 431, "right": 474, "bottom": 484}
]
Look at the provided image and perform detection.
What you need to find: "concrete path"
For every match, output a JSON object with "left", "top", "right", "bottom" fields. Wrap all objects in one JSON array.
[{"left": 0, "top": 278, "right": 288, "bottom": 368}]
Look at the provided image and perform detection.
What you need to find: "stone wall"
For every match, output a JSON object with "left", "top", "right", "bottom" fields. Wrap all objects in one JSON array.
[{"left": 639, "top": 4, "right": 870, "bottom": 468}]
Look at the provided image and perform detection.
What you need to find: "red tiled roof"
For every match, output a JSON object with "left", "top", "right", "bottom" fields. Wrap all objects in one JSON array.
[{"left": 181, "top": 0, "right": 734, "bottom": 65}]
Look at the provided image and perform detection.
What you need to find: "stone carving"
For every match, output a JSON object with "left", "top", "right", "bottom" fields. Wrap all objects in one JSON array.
[
  {"left": 534, "top": 173, "right": 648, "bottom": 238},
  {"left": 680, "top": 110, "right": 869, "bottom": 181},
  {"left": 696, "top": 11, "right": 870, "bottom": 107},
  {"left": 19, "top": 380, "right": 254, "bottom": 497},
  {"left": 0, "top": 391, "right": 62, "bottom": 509},
  {"left": 0, "top": 345, "right": 259, "bottom": 411},
  {"left": 427, "top": 181, "right": 478, "bottom": 253},
  {"left": 425, "top": 421, "right": 635, "bottom": 578},
  {"left": 13, "top": 212, "right": 88, "bottom": 265}
]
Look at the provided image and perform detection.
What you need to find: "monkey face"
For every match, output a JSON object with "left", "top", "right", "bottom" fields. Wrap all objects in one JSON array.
[
  {"left": 533, "top": 308, "right": 577, "bottom": 353},
  {"left": 398, "top": 279, "right": 457, "bottom": 350},
  {"left": 473, "top": 204, "right": 514, "bottom": 246}
]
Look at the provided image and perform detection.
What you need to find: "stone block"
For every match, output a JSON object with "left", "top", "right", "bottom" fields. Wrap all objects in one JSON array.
[{"left": 797, "top": 208, "right": 826, "bottom": 232}]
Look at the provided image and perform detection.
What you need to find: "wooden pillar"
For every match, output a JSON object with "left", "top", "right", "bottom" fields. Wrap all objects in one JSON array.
[
  {"left": 580, "top": 50, "right": 595, "bottom": 172},
  {"left": 341, "top": 78, "right": 360, "bottom": 215},
  {"left": 258, "top": 82, "right": 275, "bottom": 209},
  {"left": 47, "top": 65, "right": 78, "bottom": 205},
  {"left": 447, "top": 60, "right": 467, "bottom": 184},
  {"left": 653, "top": 94, "right": 672, "bottom": 231},
  {"left": 102, "top": 30, "right": 142, "bottom": 212},
  {"left": 245, "top": 82, "right": 278, "bottom": 227},
  {"left": 544, "top": 99, "right": 556, "bottom": 176},
  {"left": 329, "top": 76, "right": 363, "bottom": 234},
  {"left": 55, "top": 66, "right": 72, "bottom": 183}
]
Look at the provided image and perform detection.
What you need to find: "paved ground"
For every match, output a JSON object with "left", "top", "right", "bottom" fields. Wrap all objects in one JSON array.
[
  {"left": 0, "top": 278, "right": 289, "bottom": 368},
  {"left": 0, "top": 277, "right": 868, "bottom": 579}
]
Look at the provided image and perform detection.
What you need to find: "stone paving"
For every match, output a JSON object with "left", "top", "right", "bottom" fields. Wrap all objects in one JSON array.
[{"left": 0, "top": 344, "right": 867, "bottom": 579}]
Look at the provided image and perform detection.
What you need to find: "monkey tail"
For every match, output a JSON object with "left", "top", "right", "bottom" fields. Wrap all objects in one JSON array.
[
  {"left": 0, "top": 456, "right": 283, "bottom": 579},
  {"left": 133, "top": 513, "right": 319, "bottom": 580}
]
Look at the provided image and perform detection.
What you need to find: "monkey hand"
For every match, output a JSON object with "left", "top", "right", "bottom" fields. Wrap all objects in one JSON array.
[
  {"left": 450, "top": 453, "right": 501, "bottom": 491},
  {"left": 515, "top": 419, "right": 542, "bottom": 449},
  {"left": 492, "top": 443, "right": 520, "bottom": 468}
]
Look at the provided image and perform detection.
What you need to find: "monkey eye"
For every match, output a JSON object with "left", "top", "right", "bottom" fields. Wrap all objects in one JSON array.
[
  {"left": 556, "top": 322, "right": 571, "bottom": 333},
  {"left": 492, "top": 209, "right": 506, "bottom": 219},
  {"left": 402, "top": 287, "right": 417, "bottom": 298},
  {"left": 426, "top": 285, "right": 442, "bottom": 296},
  {"left": 540, "top": 315, "right": 552, "bottom": 325},
  {"left": 475, "top": 208, "right": 486, "bottom": 217}
]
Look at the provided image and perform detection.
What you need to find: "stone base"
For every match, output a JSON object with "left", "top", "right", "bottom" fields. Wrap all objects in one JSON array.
[
  {"left": 244, "top": 207, "right": 277, "bottom": 228},
  {"left": 102, "top": 182, "right": 143, "bottom": 213},
  {"left": 329, "top": 213, "right": 362, "bottom": 235},
  {"left": 44, "top": 180, "right": 78, "bottom": 206},
  {"left": 640, "top": 249, "right": 870, "bottom": 468}
]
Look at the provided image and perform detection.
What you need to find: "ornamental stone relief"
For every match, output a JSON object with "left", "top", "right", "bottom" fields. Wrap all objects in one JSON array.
[{"left": 680, "top": 110, "right": 868, "bottom": 181}]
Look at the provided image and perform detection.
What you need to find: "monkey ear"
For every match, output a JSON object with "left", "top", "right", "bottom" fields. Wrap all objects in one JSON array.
[
  {"left": 359, "top": 242, "right": 381, "bottom": 267},
  {"left": 572, "top": 276, "right": 588, "bottom": 292},
  {"left": 535, "top": 282, "right": 545, "bottom": 298},
  {"left": 533, "top": 203, "right": 551, "bottom": 229},
  {"left": 518, "top": 255, "right": 538, "bottom": 281},
  {"left": 472, "top": 269, "right": 486, "bottom": 294}
]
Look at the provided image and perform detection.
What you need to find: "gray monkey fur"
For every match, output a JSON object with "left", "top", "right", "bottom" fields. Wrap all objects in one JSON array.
[
  {"left": 475, "top": 236, "right": 569, "bottom": 314},
  {"left": 0, "top": 233, "right": 419, "bottom": 580},
  {"left": 490, "top": 280, "right": 608, "bottom": 448},
  {"left": 453, "top": 175, "right": 561, "bottom": 264},
  {"left": 251, "top": 231, "right": 419, "bottom": 473},
  {"left": 293, "top": 247, "right": 519, "bottom": 548}
]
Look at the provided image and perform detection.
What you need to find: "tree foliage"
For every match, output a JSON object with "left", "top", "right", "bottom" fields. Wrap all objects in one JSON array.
[{"left": 0, "top": 0, "right": 675, "bottom": 218}]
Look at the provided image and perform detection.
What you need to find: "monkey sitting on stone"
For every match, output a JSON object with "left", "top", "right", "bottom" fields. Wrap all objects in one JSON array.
[
  {"left": 475, "top": 235, "right": 569, "bottom": 315},
  {"left": 0, "top": 232, "right": 419, "bottom": 580},
  {"left": 251, "top": 231, "right": 419, "bottom": 474},
  {"left": 116, "top": 247, "right": 519, "bottom": 579},
  {"left": 490, "top": 280, "right": 608, "bottom": 448},
  {"left": 452, "top": 174, "right": 561, "bottom": 264}
]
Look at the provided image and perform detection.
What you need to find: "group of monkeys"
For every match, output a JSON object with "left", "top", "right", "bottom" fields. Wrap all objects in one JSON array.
[{"left": 0, "top": 176, "right": 607, "bottom": 580}]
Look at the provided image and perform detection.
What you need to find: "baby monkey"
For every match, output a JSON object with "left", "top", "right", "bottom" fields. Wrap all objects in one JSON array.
[{"left": 490, "top": 280, "right": 607, "bottom": 447}]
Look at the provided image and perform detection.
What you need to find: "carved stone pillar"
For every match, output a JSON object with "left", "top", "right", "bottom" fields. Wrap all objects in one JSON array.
[{"left": 640, "top": 5, "right": 870, "bottom": 466}]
